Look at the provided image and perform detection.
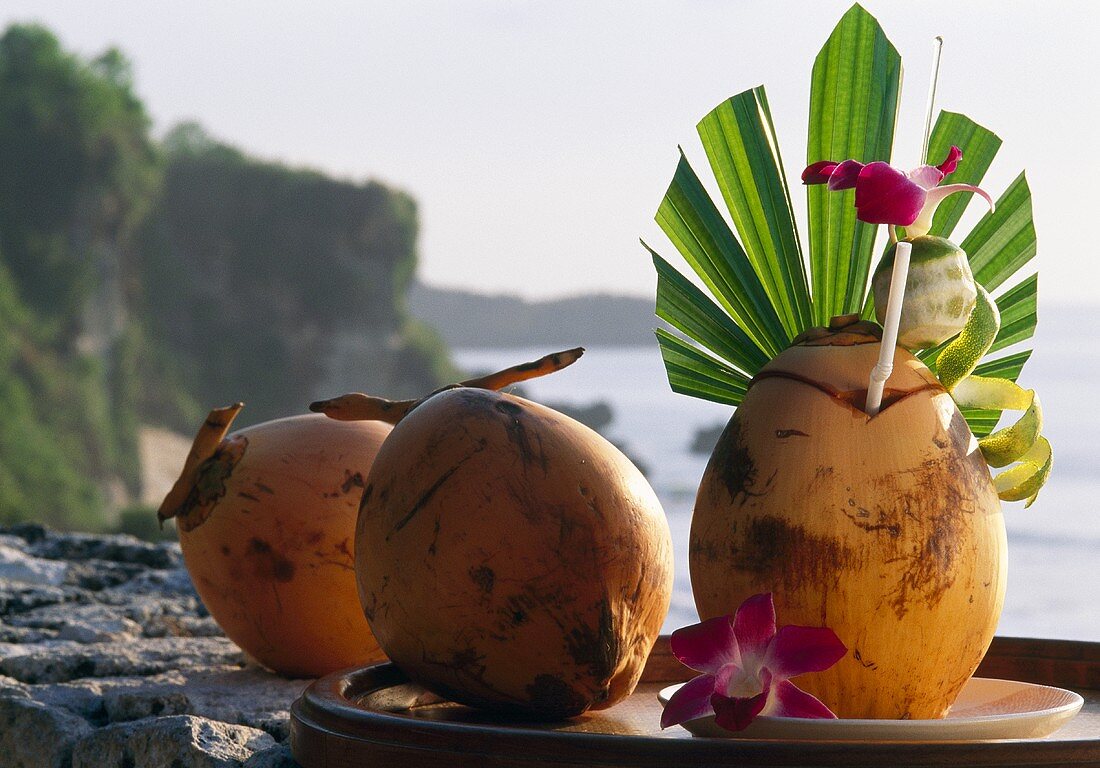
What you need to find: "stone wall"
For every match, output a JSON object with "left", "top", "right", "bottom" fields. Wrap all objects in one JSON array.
[{"left": 0, "top": 525, "right": 304, "bottom": 767}]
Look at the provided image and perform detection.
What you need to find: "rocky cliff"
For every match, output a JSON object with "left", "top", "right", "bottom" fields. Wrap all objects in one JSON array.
[{"left": 0, "top": 24, "right": 453, "bottom": 529}]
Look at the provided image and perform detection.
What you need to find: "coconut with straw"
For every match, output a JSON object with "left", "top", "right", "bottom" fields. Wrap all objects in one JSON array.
[{"left": 648, "top": 6, "right": 1052, "bottom": 722}]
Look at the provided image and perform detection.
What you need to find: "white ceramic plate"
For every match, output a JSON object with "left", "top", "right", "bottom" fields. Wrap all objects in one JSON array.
[{"left": 658, "top": 677, "right": 1083, "bottom": 740}]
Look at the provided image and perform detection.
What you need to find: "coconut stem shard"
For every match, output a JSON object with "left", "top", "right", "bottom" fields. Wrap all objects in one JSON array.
[
  {"left": 310, "top": 347, "right": 584, "bottom": 425},
  {"left": 158, "top": 402, "right": 244, "bottom": 525}
]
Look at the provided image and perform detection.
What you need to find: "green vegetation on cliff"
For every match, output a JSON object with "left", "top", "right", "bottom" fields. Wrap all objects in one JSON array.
[
  {"left": 0, "top": 24, "right": 451, "bottom": 528},
  {"left": 0, "top": 25, "right": 157, "bottom": 526},
  {"left": 138, "top": 123, "right": 455, "bottom": 429}
]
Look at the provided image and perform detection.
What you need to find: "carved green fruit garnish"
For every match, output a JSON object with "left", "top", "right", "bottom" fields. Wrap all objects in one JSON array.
[{"left": 872, "top": 236, "right": 976, "bottom": 351}]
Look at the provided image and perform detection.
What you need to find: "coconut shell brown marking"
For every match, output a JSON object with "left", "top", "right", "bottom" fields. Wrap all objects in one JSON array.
[
  {"left": 557, "top": 513, "right": 577, "bottom": 547},
  {"left": 501, "top": 481, "right": 547, "bottom": 526},
  {"left": 246, "top": 537, "right": 296, "bottom": 583},
  {"left": 751, "top": 370, "right": 943, "bottom": 415},
  {"left": 688, "top": 538, "right": 728, "bottom": 565},
  {"left": 732, "top": 515, "right": 858, "bottom": 592},
  {"left": 853, "top": 648, "right": 878, "bottom": 670},
  {"left": 842, "top": 507, "right": 902, "bottom": 538},
  {"left": 843, "top": 443, "right": 974, "bottom": 619},
  {"left": 426, "top": 517, "right": 443, "bottom": 556},
  {"left": 415, "top": 643, "right": 532, "bottom": 711},
  {"left": 564, "top": 598, "right": 619, "bottom": 688},
  {"left": 525, "top": 674, "right": 588, "bottom": 718},
  {"left": 469, "top": 565, "right": 495, "bottom": 595},
  {"left": 340, "top": 470, "right": 366, "bottom": 495},
  {"left": 387, "top": 446, "right": 483, "bottom": 538},
  {"left": 491, "top": 397, "right": 549, "bottom": 475},
  {"left": 710, "top": 419, "right": 771, "bottom": 507},
  {"left": 334, "top": 537, "right": 352, "bottom": 560},
  {"left": 503, "top": 592, "right": 535, "bottom": 628}
]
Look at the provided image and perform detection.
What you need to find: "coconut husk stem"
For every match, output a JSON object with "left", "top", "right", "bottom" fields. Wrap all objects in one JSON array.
[
  {"left": 310, "top": 347, "right": 584, "bottom": 425},
  {"left": 157, "top": 403, "right": 243, "bottom": 524}
]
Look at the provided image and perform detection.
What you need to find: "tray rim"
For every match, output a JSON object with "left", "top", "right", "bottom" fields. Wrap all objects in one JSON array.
[{"left": 291, "top": 636, "right": 1100, "bottom": 767}]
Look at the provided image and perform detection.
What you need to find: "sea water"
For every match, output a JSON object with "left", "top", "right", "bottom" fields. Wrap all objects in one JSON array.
[{"left": 453, "top": 310, "right": 1099, "bottom": 639}]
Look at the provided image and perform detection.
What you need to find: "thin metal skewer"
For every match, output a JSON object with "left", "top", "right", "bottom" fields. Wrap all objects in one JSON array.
[
  {"left": 921, "top": 36, "right": 944, "bottom": 162},
  {"left": 866, "top": 37, "right": 944, "bottom": 417}
]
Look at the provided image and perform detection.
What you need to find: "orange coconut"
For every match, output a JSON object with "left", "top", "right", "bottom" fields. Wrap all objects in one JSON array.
[
  {"left": 159, "top": 406, "right": 391, "bottom": 677},
  {"left": 690, "top": 319, "right": 1006, "bottom": 719},
  {"left": 310, "top": 349, "right": 674, "bottom": 719},
  {"left": 354, "top": 388, "right": 674, "bottom": 718}
]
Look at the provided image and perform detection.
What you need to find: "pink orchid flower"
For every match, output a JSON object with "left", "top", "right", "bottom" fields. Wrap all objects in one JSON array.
[
  {"left": 802, "top": 146, "right": 993, "bottom": 238},
  {"left": 661, "top": 593, "right": 847, "bottom": 732}
]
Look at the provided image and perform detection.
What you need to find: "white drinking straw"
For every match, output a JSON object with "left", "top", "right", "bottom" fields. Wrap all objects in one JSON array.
[
  {"left": 865, "top": 240, "right": 911, "bottom": 416},
  {"left": 866, "top": 37, "right": 944, "bottom": 417}
]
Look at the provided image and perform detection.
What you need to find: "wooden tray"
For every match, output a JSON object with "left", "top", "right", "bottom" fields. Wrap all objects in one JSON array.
[{"left": 290, "top": 636, "right": 1100, "bottom": 767}]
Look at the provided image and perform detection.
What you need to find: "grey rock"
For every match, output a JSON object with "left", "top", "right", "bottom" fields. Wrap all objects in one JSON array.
[
  {"left": 94, "top": 591, "right": 205, "bottom": 632},
  {"left": 11, "top": 603, "right": 145, "bottom": 644},
  {"left": 63, "top": 558, "right": 148, "bottom": 590},
  {"left": 0, "top": 583, "right": 93, "bottom": 616},
  {"left": 113, "top": 565, "right": 199, "bottom": 598},
  {"left": 144, "top": 614, "right": 223, "bottom": 638},
  {"left": 30, "top": 679, "right": 111, "bottom": 722},
  {"left": 243, "top": 743, "right": 299, "bottom": 768},
  {"left": 0, "top": 636, "right": 246, "bottom": 684},
  {"left": 30, "top": 531, "right": 182, "bottom": 571},
  {"left": 105, "top": 688, "right": 191, "bottom": 722},
  {"left": 18, "top": 665, "right": 307, "bottom": 738},
  {"left": 0, "top": 543, "right": 69, "bottom": 586},
  {"left": 0, "top": 696, "right": 94, "bottom": 768},
  {"left": 0, "top": 534, "right": 29, "bottom": 552},
  {"left": 0, "top": 527, "right": 314, "bottom": 768},
  {"left": 9, "top": 602, "right": 123, "bottom": 629},
  {"left": 56, "top": 616, "right": 143, "bottom": 644},
  {"left": 2, "top": 523, "right": 49, "bottom": 546},
  {"left": 173, "top": 667, "right": 309, "bottom": 740},
  {"left": 71, "top": 715, "right": 276, "bottom": 768},
  {"left": 0, "top": 622, "right": 59, "bottom": 643},
  {"left": 0, "top": 674, "right": 30, "bottom": 699}
]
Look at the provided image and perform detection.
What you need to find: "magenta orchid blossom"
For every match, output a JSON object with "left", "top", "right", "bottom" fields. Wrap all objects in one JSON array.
[
  {"left": 661, "top": 593, "right": 846, "bottom": 732},
  {"left": 802, "top": 146, "right": 993, "bottom": 239}
]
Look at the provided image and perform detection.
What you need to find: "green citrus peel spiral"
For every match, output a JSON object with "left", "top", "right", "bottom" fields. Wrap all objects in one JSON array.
[{"left": 933, "top": 283, "right": 1051, "bottom": 507}]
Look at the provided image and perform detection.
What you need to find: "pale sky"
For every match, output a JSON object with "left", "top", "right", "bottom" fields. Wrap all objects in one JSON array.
[{"left": 4, "top": 1, "right": 1098, "bottom": 302}]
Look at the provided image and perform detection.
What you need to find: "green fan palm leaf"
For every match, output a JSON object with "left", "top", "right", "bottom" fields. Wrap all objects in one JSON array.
[
  {"left": 656, "top": 151, "right": 788, "bottom": 358},
  {"left": 964, "top": 172, "right": 1037, "bottom": 291},
  {"left": 655, "top": 329, "right": 749, "bottom": 405},
  {"left": 807, "top": 3, "right": 902, "bottom": 323},
  {"left": 651, "top": 3, "right": 1040, "bottom": 418},
  {"left": 698, "top": 87, "right": 812, "bottom": 338},
  {"left": 925, "top": 113, "right": 1002, "bottom": 238}
]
